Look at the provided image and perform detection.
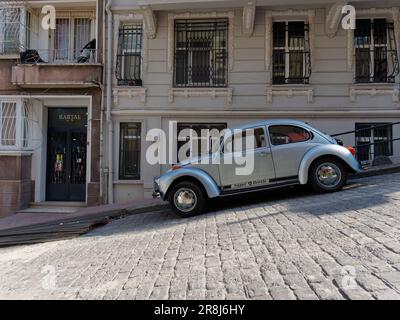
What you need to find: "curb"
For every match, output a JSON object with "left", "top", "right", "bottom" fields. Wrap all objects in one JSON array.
[{"left": 350, "top": 165, "right": 400, "bottom": 180}]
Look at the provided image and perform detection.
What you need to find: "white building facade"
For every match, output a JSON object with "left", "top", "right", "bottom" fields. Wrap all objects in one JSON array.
[{"left": 104, "top": 0, "right": 400, "bottom": 204}]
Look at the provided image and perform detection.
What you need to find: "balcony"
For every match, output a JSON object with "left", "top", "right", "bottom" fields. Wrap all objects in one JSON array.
[{"left": 11, "top": 48, "right": 102, "bottom": 88}]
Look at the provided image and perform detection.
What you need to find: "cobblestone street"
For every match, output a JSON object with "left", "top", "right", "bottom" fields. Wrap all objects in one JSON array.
[{"left": 1, "top": 173, "right": 400, "bottom": 300}]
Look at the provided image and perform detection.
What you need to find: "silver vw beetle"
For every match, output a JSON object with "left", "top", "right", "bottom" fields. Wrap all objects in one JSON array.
[{"left": 153, "top": 119, "right": 362, "bottom": 217}]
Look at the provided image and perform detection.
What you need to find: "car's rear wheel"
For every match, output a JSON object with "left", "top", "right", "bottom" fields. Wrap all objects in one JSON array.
[
  {"left": 308, "top": 157, "right": 347, "bottom": 193},
  {"left": 168, "top": 181, "right": 206, "bottom": 217}
]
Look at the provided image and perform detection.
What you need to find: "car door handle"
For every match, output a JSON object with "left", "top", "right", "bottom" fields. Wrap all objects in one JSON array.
[{"left": 260, "top": 150, "right": 269, "bottom": 156}]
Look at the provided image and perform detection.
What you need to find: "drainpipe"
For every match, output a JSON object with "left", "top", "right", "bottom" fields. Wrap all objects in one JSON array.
[
  {"left": 106, "top": 0, "right": 114, "bottom": 204},
  {"left": 99, "top": 0, "right": 106, "bottom": 203}
]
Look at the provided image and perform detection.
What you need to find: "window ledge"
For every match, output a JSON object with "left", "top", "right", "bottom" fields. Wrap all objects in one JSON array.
[
  {"left": 0, "top": 54, "right": 19, "bottom": 60},
  {"left": 349, "top": 85, "right": 399, "bottom": 102},
  {"left": 21, "top": 62, "right": 102, "bottom": 66},
  {"left": 113, "top": 180, "right": 143, "bottom": 185},
  {"left": 168, "top": 87, "right": 233, "bottom": 105},
  {"left": 0, "top": 150, "right": 33, "bottom": 156},
  {"left": 113, "top": 87, "right": 147, "bottom": 105},
  {"left": 266, "top": 85, "right": 314, "bottom": 104}
]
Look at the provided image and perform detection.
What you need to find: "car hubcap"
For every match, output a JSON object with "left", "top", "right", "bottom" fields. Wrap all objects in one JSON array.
[
  {"left": 173, "top": 188, "right": 197, "bottom": 212},
  {"left": 316, "top": 163, "right": 341, "bottom": 187}
]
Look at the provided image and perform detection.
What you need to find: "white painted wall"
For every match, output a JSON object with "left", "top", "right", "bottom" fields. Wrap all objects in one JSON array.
[{"left": 106, "top": 1, "right": 400, "bottom": 203}]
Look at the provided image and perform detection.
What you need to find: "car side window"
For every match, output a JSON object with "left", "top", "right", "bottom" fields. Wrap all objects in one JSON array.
[
  {"left": 222, "top": 127, "right": 267, "bottom": 153},
  {"left": 269, "top": 125, "right": 311, "bottom": 146}
]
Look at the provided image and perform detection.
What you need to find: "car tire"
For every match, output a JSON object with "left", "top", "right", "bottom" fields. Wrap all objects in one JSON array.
[
  {"left": 308, "top": 157, "right": 347, "bottom": 193},
  {"left": 168, "top": 181, "right": 206, "bottom": 217}
]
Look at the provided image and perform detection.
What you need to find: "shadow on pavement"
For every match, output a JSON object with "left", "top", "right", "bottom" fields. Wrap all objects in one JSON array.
[{"left": 85, "top": 177, "right": 393, "bottom": 238}]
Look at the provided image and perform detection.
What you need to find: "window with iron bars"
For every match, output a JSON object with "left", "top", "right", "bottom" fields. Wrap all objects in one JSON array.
[
  {"left": 0, "top": 7, "right": 23, "bottom": 54},
  {"left": 119, "top": 123, "right": 141, "bottom": 180},
  {"left": 0, "top": 99, "right": 30, "bottom": 150},
  {"left": 116, "top": 25, "right": 143, "bottom": 86},
  {"left": 354, "top": 19, "right": 399, "bottom": 83},
  {"left": 174, "top": 19, "right": 228, "bottom": 88},
  {"left": 355, "top": 123, "right": 393, "bottom": 163},
  {"left": 272, "top": 21, "right": 311, "bottom": 85}
]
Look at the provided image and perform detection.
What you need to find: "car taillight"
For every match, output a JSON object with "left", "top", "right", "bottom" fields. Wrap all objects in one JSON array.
[{"left": 347, "top": 146, "right": 356, "bottom": 156}]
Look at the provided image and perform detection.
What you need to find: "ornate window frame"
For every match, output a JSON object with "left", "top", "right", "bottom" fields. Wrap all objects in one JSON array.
[
  {"left": 167, "top": 11, "right": 235, "bottom": 73},
  {"left": 265, "top": 9, "right": 316, "bottom": 71},
  {"left": 347, "top": 7, "right": 400, "bottom": 71},
  {"left": 113, "top": 13, "right": 148, "bottom": 82},
  {"left": 113, "top": 13, "right": 149, "bottom": 103},
  {"left": 168, "top": 87, "right": 233, "bottom": 105},
  {"left": 265, "top": 9, "right": 315, "bottom": 104},
  {"left": 266, "top": 86, "right": 314, "bottom": 104},
  {"left": 347, "top": 7, "right": 400, "bottom": 102},
  {"left": 349, "top": 84, "right": 399, "bottom": 103}
]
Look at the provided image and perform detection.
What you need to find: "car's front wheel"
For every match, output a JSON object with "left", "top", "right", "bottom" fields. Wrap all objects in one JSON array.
[
  {"left": 168, "top": 181, "right": 206, "bottom": 217},
  {"left": 308, "top": 157, "right": 347, "bottom": 193}
]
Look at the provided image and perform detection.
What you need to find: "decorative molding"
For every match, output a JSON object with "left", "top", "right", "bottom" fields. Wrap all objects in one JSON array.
[
  {"left": 167, "top": 11, "right": 235, "bottom": 73},
  {"left": 346, "top": 28, "right": 354, "bottom": 71},
  {"left": 242, "top": 5, "right": 256, "bottom": 37},
  {"left": 265, "top": 9, "right": 316, "bottom": 71},
  {"left": 265, "top": 12, "right": 272, "bottom": 71},
  {"left": 266, "top": 86, "right": 314, "bottom": 104},
  {"left": 141, "top": 6, "right": 157, "bottom": 39},
  {"left": 325, "top": 1, "right": 348, "bottom": 38},
  {"left": 113, "top": 13, "right": 148, "bottom": 81},
  {"left": 56, "top": 11, "right": 95, "bottom": 19},
  {"left": 356, "top": 7, "right": 398, "bottom": 17},
  {"left": 308, "top": 10, "right": 316, "bottom": 67},
  {"left": 168, "top": 88, "right": 233, "bottom": 105},
  {"left": 349, "top": 86, "right": 399, "bottom": 103},
  {"left": 393, "top": 8, "right": 400, "bottom": 56},
  {"left": 113, "top": 87, "right": 147, "bottom": 105}
]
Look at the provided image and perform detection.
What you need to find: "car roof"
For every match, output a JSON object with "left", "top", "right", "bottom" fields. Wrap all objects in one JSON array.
[{"left": 230, "top": 119, "right": 312, "bottom": 131}]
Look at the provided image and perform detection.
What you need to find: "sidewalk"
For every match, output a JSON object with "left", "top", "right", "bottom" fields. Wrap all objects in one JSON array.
[{"left": 0, "top": 199, "right": 167, "bottom": 246}]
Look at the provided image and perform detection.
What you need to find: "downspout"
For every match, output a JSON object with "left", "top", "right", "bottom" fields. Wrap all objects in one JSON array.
[
  {"left": 106, "top": 0, "right": 114, "bottom": 204},
  {"left": 99, "top": 0, "right": 106, "bottom": 203}
]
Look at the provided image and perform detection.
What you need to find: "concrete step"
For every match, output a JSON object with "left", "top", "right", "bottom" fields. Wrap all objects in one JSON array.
[{"left": 17, "top": 202, "right": 86, "bottom": 214}]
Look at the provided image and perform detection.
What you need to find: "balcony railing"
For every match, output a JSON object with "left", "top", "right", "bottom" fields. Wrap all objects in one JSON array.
[{"left": 19, "top": 48, "right": 97, "bottom": 64}]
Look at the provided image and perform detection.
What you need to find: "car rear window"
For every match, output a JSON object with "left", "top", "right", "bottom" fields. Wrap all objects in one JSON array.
[{"left": 269, "top": 125, "right": 311, "bottom": 145}]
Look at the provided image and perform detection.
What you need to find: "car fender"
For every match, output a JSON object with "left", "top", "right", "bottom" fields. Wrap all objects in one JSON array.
[
  {"left": 157, "top": 167, "right": 220, "bottom": 200},
  {"left": 298, "top": 144, "right": 363, "bottom": 185}
]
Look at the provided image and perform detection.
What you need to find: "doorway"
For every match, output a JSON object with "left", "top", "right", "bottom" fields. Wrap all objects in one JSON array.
[{"left": 46, "top": 108, "right": 87, "bottom": 201}]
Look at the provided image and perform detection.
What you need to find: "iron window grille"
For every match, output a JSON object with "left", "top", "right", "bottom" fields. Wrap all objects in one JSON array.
[
  {"left": 0, "top": 7, "right": 22, "bottom": 54},
  {"left": 272, "top": 21, "right": 311, "bottom": 85},
  {"left": 116, "top": 24, "right": 143, "bottom": 86},
  {"left": 119, "top": 123, "right": 141, "bottom": 180},
  {"left": 0, "top": 99, "right": 32, "bottom": 150},
  {"left": 174, "top": 19, "right": 228, "bottom": 88},
  {"left": 354, "top": 19, "right": 399, "bottom": 83},
  {"left": 355, "top": 123, "right": 393, "bottom": 162}
]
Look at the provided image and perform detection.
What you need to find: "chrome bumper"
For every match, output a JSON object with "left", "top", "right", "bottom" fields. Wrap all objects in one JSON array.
[
  {"left": 152, "top": 191, "right": 161, "bottom": 199},
  {"left": 152, "top": 177, "right": 162, "bottom": 199}
]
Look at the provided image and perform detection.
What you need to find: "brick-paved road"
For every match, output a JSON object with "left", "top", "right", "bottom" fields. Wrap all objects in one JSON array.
[{"left": 1, "top": 173, "right": 400, "bottom": 300}]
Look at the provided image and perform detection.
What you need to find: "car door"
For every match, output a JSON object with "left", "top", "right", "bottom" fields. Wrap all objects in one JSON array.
[
  {"left": 219, "top": 126, "right": 276, "bottom": 191},
  {"left": 267, "top": 124, "right": 318, "bottom": 180}
]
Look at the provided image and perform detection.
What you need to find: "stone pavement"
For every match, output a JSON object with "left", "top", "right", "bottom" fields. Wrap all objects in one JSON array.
[{"left": 1, "top": 173, "right": 400, "bottom": 300}]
